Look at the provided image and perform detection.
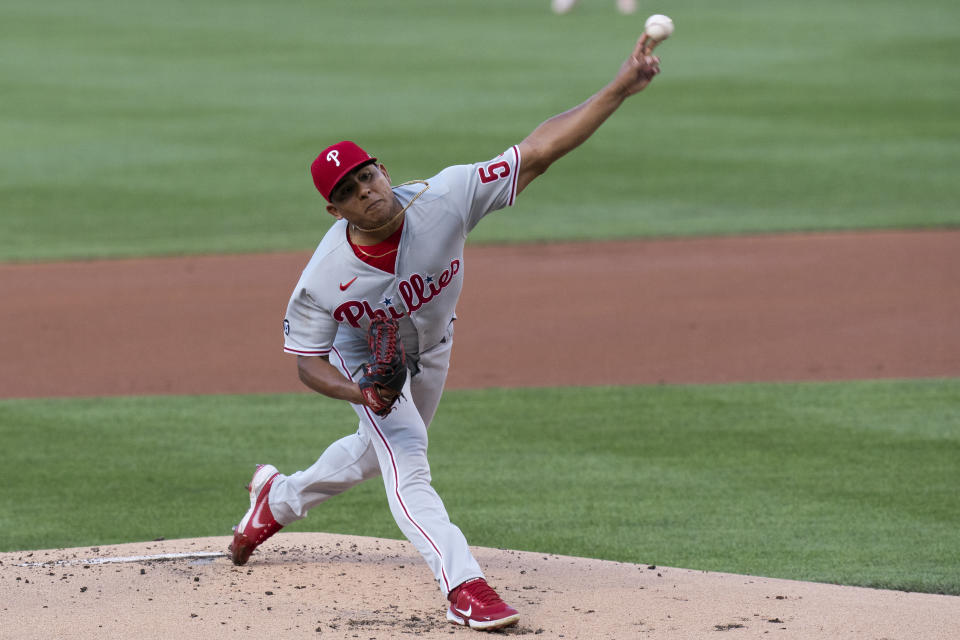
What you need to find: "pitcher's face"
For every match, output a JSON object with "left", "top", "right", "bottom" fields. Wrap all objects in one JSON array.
[{"left": 326, "top": 163, "right": 401, "bottom": 231}]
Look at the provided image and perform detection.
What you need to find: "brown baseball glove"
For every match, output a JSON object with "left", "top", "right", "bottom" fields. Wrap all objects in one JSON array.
[{"left": 358, "top": 316, "right": 407, "bottom": 416}]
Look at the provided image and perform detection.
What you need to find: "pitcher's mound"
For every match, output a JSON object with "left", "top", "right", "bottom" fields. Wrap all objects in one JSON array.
[{"left": 2, "top": 532, "right": 957, "bottom": 639}]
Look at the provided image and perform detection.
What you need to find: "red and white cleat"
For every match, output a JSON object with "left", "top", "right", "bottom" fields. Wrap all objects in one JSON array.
[
  {"left": 446, "top": 578, "right": 520, "bottom": 631},
  {"left": 228, "top": 464, "right": 282, "bottom": 565}
]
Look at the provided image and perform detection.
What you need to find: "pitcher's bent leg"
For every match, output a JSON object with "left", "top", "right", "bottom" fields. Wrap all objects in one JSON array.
[{"left": 268, "top": 429, "right": 381, "bottom": 525}]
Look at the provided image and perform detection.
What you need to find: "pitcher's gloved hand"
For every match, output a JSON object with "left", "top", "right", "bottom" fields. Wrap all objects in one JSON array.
[{"left": 358, "top": 316, "right": 407, "bottom": 416}]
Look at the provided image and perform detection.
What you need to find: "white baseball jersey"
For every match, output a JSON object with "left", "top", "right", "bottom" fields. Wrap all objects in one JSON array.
[{"left": 283, "top": 146, "right": 521, "bottom": 374}]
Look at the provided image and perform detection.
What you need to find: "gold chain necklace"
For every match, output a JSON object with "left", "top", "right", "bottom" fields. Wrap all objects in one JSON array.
[
  {"left": 353, "top": 244, "right": 398, "bottom": 259},
  {"left": 350, "top": 181, "right": 429, "bottom": 258}
]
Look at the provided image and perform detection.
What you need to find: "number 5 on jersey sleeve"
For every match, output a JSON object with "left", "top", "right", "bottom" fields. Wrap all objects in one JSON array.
[{"left": 477, "top": 161, "right": 511, "bottom": 184}]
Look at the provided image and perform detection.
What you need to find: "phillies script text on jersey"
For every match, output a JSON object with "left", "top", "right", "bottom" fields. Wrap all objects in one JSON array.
[{"left": 334, "top": 259, "right": 461, "bottom": 326}]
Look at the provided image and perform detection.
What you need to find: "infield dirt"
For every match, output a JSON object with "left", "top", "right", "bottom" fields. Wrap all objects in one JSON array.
[
  {"left": 1, "top": 230, "right": 959, "bottom": 639},
  {"left": 1, "top": 230, "right": 958, "bottom": 397},
  {"left": 3, "top": 533, "right": 959, "bottom": 640}
]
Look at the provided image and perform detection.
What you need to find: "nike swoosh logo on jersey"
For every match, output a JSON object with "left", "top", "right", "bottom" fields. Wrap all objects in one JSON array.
[
  {"left": 455, "top": 605, "right": 472, "bottom": 618},
  {"left": 340, "top": 276, "right": 358, "bottom": 291}
]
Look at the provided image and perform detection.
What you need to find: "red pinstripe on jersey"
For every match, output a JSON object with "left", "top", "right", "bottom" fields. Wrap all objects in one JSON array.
[{"left": 508, "top": 145, "right": 520, "bottom": 206}]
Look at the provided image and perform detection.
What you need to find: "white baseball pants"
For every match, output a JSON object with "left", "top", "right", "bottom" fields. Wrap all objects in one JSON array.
[{"left": 267, "top": 329, "right": 483, "bottom": 595}]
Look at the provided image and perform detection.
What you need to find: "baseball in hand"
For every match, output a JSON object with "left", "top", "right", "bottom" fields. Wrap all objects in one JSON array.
[{"left": 644, "top": 14, "right": 674, "bottom": 42}]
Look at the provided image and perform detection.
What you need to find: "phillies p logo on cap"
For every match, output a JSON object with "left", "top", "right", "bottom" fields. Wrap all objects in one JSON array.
[{"left": 311, "top": 141, "right": 378, "bottom": 202}]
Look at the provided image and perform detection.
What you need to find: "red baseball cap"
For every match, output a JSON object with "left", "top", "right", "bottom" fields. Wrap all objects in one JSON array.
[{"left": 311, "top": 141, "right": 377, "bottom": 201}]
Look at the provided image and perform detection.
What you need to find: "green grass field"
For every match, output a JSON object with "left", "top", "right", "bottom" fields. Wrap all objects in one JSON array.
[
  {"left": 2, "top": 0, "right": 958, "bottom": 260},
  {"left": 1, "top": 380, "right": 958, "bottom": 595},
  {"left": 1, "top": 0, "right": 958, "bottom": 599}
]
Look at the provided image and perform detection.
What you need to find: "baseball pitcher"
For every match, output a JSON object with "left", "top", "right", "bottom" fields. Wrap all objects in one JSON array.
[{"left": 229, "top": 35, "right": 662, "bottom": 631}]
